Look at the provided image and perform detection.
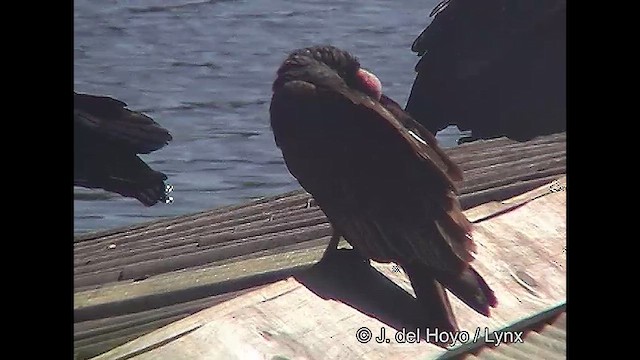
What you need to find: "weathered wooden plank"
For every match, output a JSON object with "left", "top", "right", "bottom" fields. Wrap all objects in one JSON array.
[
  {"left": 74, "top": 212, "right": 327, "bottom": 276},
  {"left": 74, "top": 205, "right": 324, "bottom": 270},
  {"left": 75, "top": 288, "right": 255, "bottom": 339},
  {"left": 455, "top": 142, "right": 564, "bottom": 169},
  {"left": 75, "top": 223, "right": 330, "bottom": 290},
  {"left": 76, "top": 333, "right": 146, "bottom": 360},
  {"left": 446, "top": 133, "right": 564, "bottom": 161},
  {"left": 465, "top": 177, "right": 566, "bottom": 223},
  {"left": 74, "top": 287, "right": 260, "bottom": 359},
  {"left": 74, "top": 238, "right": 331, "bottom": 320},
  {"left": 75, "top": 200, "right": 319, "bottom": 258},
  {"left": 74, "top": 191, "right": 313, "bottom": 244},
  {"left": 458, "top": 174, "right": 562, "bottom": 210},
  {"left": 75, "top": 236, "right": 332, "bottom": 293},
  {"left": 437, "top": 304, "right": 566, "bottom": 359},
  {"left": 93, "top": 182, "right": 566, "bottom": 360}
]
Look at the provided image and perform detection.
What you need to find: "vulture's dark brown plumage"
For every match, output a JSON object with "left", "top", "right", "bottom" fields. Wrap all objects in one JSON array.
[
  {"left": 270, "top": 45, "right": 497, "bottom": 332},
  {"left": 74, "top": 92, "right": 173, "bottom": 206},
  {"left": 406, "top": 0, "right": 566, "bottom": 142}
]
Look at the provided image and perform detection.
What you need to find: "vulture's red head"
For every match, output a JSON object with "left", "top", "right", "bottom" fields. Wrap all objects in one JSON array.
[{"left": 274, "top": 45, "right": 383, "bottom": 101}]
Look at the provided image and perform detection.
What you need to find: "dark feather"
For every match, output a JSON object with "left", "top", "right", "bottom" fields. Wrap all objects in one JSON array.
[
  {"left": 74, "top": 92, "right": 172, "bottom": 154},
  {"left": 379, "top": 94, "right": 463, "bottom": 184},
  {"left": 406, "top": 0, "right": 566, "bottom": 141},
  {"left": 74, "top": 92, "right": 173, "bottom": 206}
]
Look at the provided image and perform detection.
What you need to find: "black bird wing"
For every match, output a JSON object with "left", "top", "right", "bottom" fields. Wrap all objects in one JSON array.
[
  {"left": 379, "top": 94, "right": 463, "bottom": 184},
  {"left": 74, "top": 151, "right": 170, "bottom": 207},
  {"left": 406, "top": 0, "right": 566, "bottom": 140},
  {"left": 74, "top": 92, "right": 172, "bottom": 206},
  {"left": 74, "top": 92, "right": 172, "bottom": 154}
]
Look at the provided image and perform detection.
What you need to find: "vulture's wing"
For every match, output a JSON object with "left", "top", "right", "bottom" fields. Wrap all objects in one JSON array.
[
  {"left": 74, "top": 92, "right": 172, "bottom": 154},
  {"left": 379, "top": 94, "right": 463, "bottom": 183}
]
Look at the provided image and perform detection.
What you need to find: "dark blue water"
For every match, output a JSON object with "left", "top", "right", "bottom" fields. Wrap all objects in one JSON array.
[{"left": 74, "top": 0, "right": 467, "bottom": 234}]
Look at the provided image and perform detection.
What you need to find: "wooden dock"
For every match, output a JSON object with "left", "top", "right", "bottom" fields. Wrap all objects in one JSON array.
[{"left": 74, "top": 132, "right": 566, "bottom": 359}]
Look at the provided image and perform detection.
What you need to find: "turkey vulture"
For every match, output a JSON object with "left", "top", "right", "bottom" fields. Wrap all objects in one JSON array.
[
  {"left": 405, "top": 0, "right": 566, "bottom": 142},
  {"left": 74, "top": 92, "right": 173, "bottom": 206},
  {"left": 270, "top": 45, "right": 497, "bottom": 332}
]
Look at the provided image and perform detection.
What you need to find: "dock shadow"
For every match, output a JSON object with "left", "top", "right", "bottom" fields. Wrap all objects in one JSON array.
[{"left": 294, "top": 248, "right": 449, "bottom": 348}]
